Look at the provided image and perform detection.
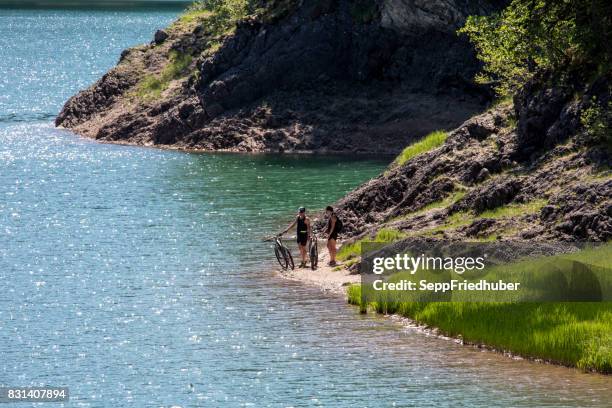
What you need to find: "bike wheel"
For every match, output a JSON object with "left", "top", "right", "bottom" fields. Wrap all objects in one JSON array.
[
  {"left": 310, "top": 243, "right": 318, "bottom": 270},
  {"left": 275, "top": 245, "right": 288, "bottom": 270},
  {"left": 283, "top": 246, "right": 295, "bottom": 270}
]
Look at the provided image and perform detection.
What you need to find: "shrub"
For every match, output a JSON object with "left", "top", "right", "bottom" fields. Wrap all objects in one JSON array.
[{"left": 581, "top": 97, "right": 612, "bottom": 147}]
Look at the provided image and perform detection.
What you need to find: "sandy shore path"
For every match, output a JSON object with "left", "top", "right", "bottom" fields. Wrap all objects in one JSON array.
[{"left": 279, "top": 250, "right": 359, "bottom": 295}]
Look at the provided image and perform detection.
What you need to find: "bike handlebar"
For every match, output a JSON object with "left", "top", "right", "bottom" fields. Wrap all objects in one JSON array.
[{"left": 262, "top": 234, "right": 288, "bottom": 242}]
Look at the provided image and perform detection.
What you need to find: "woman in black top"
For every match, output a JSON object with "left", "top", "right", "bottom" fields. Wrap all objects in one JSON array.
[{"left": 281, "top": 207, "right": 311, "bottom": 268}]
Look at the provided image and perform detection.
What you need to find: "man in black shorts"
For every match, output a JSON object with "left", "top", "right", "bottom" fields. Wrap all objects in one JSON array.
[
  {"left": 280, "top": 207, "right": 311, "bottom": 268},
  {"left": 324, "top": 206, "right": 341, "bottom": 266}
]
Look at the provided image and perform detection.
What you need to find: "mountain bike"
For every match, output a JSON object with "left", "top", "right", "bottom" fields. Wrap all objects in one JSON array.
[
  {"left": 309, "top": 234, "right": 318, "bottom": 270},
  {"left": 265, "top": 235, "right": 295, "bottom": 271}
]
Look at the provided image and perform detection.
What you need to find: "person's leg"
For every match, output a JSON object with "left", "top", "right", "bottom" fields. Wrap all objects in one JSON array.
[
  {"left": 299, "top": 244, "right": 307, "bottom": 266},
  {"left": 329, "top": 238, "right": 337, "bottom": 263}
]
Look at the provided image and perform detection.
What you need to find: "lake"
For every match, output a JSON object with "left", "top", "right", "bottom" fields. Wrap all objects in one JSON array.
[{"left": 0, "top": 5, "right": 610, "bottom": 407}]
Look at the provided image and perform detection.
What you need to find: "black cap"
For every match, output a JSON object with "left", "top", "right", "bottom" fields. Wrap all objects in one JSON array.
[{"left": 298, "top": 207, "right": 306, "bottom": 213}]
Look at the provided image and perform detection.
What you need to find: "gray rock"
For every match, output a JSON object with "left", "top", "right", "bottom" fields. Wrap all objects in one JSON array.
[
  {"left": 380, "top": 0, "right": 497, "bottom": 33},
  {"left": 464, "top": 218, "right": 496, "bottom": 237},
  {"left": 154, "top": 30, "right": 169, "bottom": 45},
  {"left": 476, "top": 167, "right": 490, "bottom": 182},
  {"left": 540, "top": 205, "right": 557, "bottom": 221},
  {"left": 205, "top": 103, "right": 225, "bottom": 119}
]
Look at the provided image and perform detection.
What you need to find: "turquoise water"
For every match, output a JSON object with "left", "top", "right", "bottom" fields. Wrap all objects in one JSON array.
[
  {"left": 0, "top": 7, "right": 179, "bottom": 122},
  {"left": 1, "top": 6, "right": 611, "bottom": 408}
]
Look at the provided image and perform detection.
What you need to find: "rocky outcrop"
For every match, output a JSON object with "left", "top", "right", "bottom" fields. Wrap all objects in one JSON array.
[
  {"left": 380, "top": 0, "right": 506, "bottom": 33},
  {"left": 326, "top": 74, "right": 612, "bottom": 242},
  {"left": 55, "top": 68, "right": 141, "bottom": 129},
  {"left": 548, "top": 181, "right": 612, "bottom": 241},
  {"left": 195, "top": 0, "right": 499, "bottom": 114},
  {"left": 56, "top": 0, "right": 503, "bottom": 153}
]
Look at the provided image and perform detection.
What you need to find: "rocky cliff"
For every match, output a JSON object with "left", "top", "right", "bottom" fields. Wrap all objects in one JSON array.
[
  {"left": 56, "top": 0, "right": 504, "bottom": 153},
  {"left": 330, "top": 73, "right": 611, "bottom": 243}
]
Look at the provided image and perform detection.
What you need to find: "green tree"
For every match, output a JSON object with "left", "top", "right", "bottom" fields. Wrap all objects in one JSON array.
[{"left": 459, "top": 0, "right": 612, "bottom": 96}]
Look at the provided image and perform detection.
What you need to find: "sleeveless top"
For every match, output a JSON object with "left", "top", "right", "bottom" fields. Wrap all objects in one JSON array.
[
  {"left": 326, "top": 214, "right": 340, "bottom": 234},
  {"left": 297, "top": 216, "right": 308, "bottom": 238}
]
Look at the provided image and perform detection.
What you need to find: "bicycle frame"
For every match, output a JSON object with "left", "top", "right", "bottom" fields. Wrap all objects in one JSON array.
[{"left": 272, "top": 235, "right": 294, "bottom": 270}]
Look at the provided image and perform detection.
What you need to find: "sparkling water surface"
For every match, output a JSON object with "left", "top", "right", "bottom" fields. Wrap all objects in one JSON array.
[{"left": 0, "top": 6, "right": 611, "bottom": 408}]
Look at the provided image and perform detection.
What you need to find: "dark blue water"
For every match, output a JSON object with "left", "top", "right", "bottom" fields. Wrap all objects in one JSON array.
[{"left": 1, "top": 7, "right": 611, "bottom": 408}]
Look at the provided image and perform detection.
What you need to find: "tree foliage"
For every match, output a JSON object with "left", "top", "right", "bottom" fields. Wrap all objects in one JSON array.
[
  {"left": 581, "top": 98, "right": 612, "bottom": 147},
  {"left": 459, "top": 0, "right": 612, "bottom": 95}
]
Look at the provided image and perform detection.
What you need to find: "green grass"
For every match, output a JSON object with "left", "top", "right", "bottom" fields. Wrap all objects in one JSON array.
[
  {"left": 348, "top": 243, "right": 612, "bottom": 373},
  {"left": 490, "top": 94, "right": 513, "bottom": 108},
  {"left": 505, "top": 115, "right": 518, "bottom": 129},
  {"left": 587, "top": 166, "right": 612, "bottom": 181},
  {"left": 419, "top": 210, "right": 473, "bottom": 236},
  {"left": 375, "top": 228, "right": 406, "bottom": 242},
  {"left": 170, "top": 9, "right": 213, "bottom": 30},
  {"left": 135, "top": 51, "right": 193, "bottom": 101},
  {"left": 419, "top": 199, "right": 548, "bottom": 237},
  {"left": 478, "top": 199, "right": 547, "bottom": 218},
  {"left": 395, "top": 188, "right": 467, "bottom": 222},
  {"left": 393, "top": 130, "right": 448, "bottom": 167},
  {"left": 337, "top": 228, "right": 406, "bottom": 261},
  {"left": 179, "top": 0, "right": 249, "bottom": 36},
  {"left": 337, "top": 241, "right": 362, "bottom": 261}
]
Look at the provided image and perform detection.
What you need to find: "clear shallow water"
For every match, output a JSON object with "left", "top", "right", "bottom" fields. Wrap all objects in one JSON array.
[{"left": 1, "top": 7, "right": 611, "bottom": 408}]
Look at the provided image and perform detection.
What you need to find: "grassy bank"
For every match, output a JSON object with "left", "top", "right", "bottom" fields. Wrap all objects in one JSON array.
[
  {"left": 348, "top": 243, "right": 612, "bottom": 373},
  {"left": 393, "top": 130, "right": 447, "bottom": 167},
  {"left": 135, "top": 50, "right": 193, "bottom": 100}
]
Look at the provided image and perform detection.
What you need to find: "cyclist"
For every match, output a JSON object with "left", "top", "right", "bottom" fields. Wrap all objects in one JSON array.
[
  {"left": 280, "top": 207, "right": 311, "bottom": 268},
  {"left": 324, "top": 206, "right": 342, "bottom": 266}
]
